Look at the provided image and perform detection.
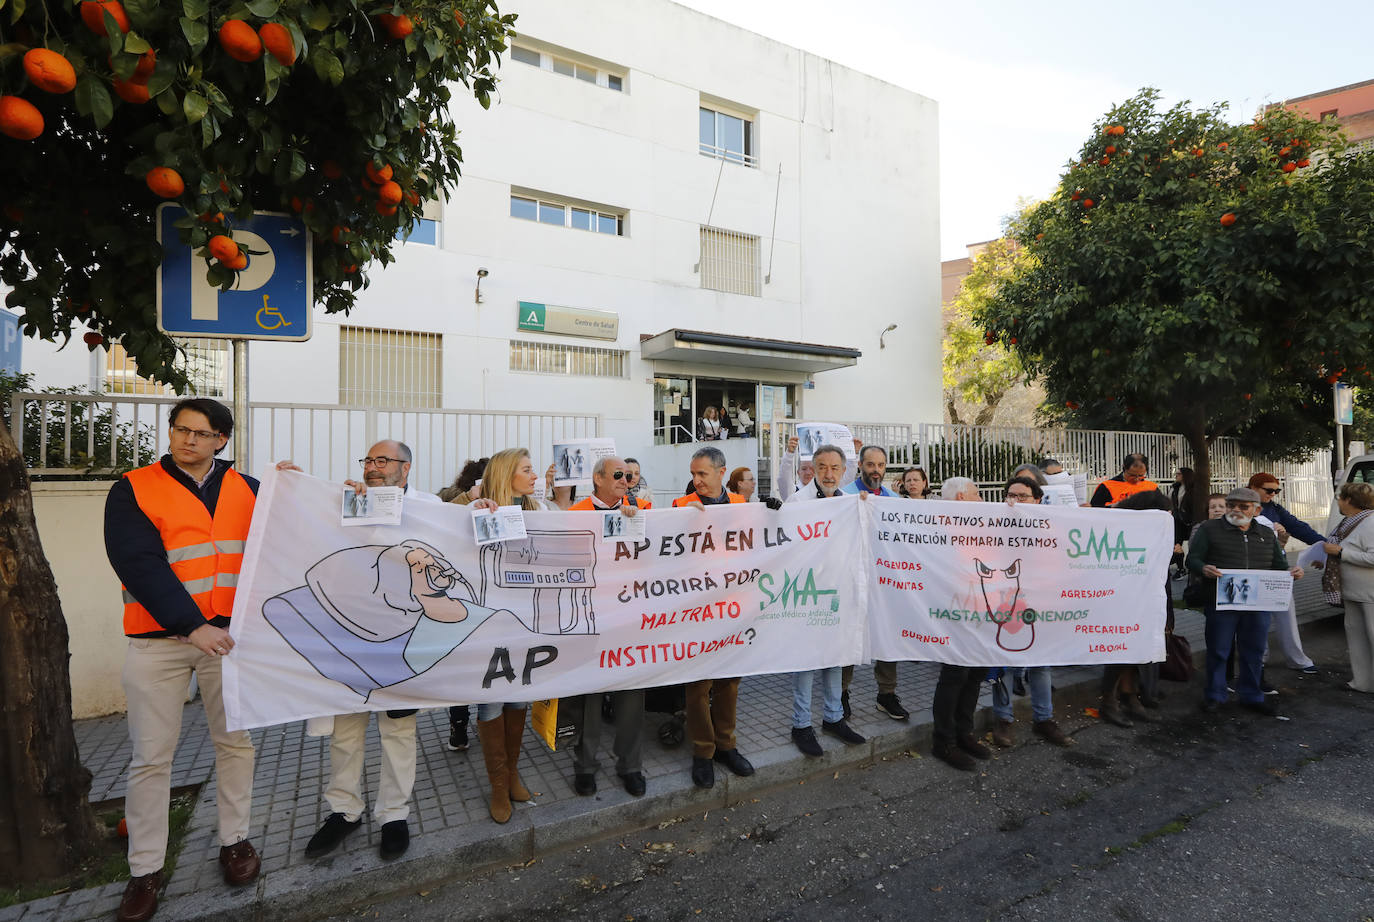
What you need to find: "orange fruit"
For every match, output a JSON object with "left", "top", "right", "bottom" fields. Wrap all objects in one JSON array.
[
  {"left": 1098, "top": 156, "right": 1109, "bottom": 166},
  {"left": 145, "top": 167, "right": 184, "bottom": 198},
  {"left": 289, "top": 195, "right": 303, "bottom": 212},
  {"left": 364, "top": 161, "right": 393, "bottom": 183},
  {"left": 80, "top": 0, "right": 130, "bottom": 34},
  {"left": 117, "top": 817, "right": 128, "bottom": 837},
  {"left": 83, "top": 331, "right": 104, "bottom": 346},
  {"left": 1082, "top": 198, "right": 1094, "bottom": 209},
  {"left": 1219, "top": 212, "right": 1236, "bottom": 227},
  {"left": 1297, "top": 158, "right": 1310, "bottom": 167},
  {"left": 0, "top": 96, "right": 44, "bottom": 140},
  {"left": 404, "top": 189, "right": 420, "bottom": 207},
  {"left": 322, "top": 160, "right": 343, "bottom": 179},
  {"left": 133, "top": 49, "right": 157, "bottom": 79},
  {"left": 1104, "top": 145, "right": 1116, "bottom": 155},
  {"left": 208, "top": 235, "right": 240, "bottom": 262},
  {"left": 376, "top": 13, "right": 414, "bottom": 38},
  {"left": 342, "top": 263, "right": 358, "bottom": 273},
  {"left": 219, "top": 20, "right": 262, "bottom": 62},
  {"left": 112, "top": 78, "right": 150, "bottom": 103},
  {"left": 1278, "top": 146, "right": 1291, "bottom": 156},
  {"left": 376, "top": 202, "right": 397, "bottom": 216},
  {"left": 454, "top": 8, "right": 466, "bottom": 26},
  {"left": 1281, "top": 162, "right": 1297, "bottom": 173},
  {"left": 225, "top": 250, "right": 248, "bottom": 270},
  {"left": 259, "top": 23, "right": 296, "bottom": 65},
  {"left": 378, "top": 180, "right": 403, "bottom": 206},
  {"left": 24, "top": 49, "right": 77, "bottom": 94},
  {"left": 331, "top": 225, "right": 350, "bottom": 243}
]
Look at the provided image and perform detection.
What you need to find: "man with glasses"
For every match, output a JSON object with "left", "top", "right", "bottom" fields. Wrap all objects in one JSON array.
[
  {"left": 566, "top": 457, "right": 651, "bottom": 796},
  {"left": 105, "top": 399, "right": 260, "bottom": 922},
  {"left": 278, "top": 439, "right": 437, "bottom": 863},
  {"left": 1186, "top": 487, "right": 1304, "bottom": 716},
  {"left": 1247, "top": 472, "right": 1322, "bottom": 676}
]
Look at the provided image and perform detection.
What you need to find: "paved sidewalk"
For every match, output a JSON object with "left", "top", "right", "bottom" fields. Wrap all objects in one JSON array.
[{"left": 6, "top": 575, "right": 1337, "bottom": 922}]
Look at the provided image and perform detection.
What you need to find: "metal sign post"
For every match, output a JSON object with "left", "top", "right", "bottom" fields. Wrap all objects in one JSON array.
[
  {"left": 1335, "top": 382, "right": 1355, "bottom": 473},
  {"left": 233, "top": 339, "right": 249, "bottom": 468}
]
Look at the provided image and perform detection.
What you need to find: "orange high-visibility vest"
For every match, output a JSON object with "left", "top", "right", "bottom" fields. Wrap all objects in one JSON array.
[
  {"left": 121, "top": 463, "right": 256, "bottom": 635},
  {"left": 671, "top": 491, "right": 745, "bottom": 507},
  {"left": 569, "top": 495, "right": 652, "bottom": 511},
  {"left": 1101, "top": 477, "right": 1160, "bottom": 506}
]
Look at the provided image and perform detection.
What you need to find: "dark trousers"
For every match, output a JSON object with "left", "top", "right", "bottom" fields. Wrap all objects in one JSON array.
[
  {"left": 1205, "top": 608, "right": 1271, "bottom": 704},
  {"left": 841, "top": 661, "right": 898, "bottom": 695},
  {"left": 931, "top": 665, "right": 983, "bottom": 742},
  {"left": 448, "top": 705, "right": 469, "bottom": 728},
  {"left": 571, "top": 690, "right": 645, "bottom": 776}
]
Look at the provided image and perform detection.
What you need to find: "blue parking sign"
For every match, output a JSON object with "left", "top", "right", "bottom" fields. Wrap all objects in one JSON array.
[
  {"left": 157, "top": 204, "right": 313, "bottom": 340},
  {"left": 0, "top": 308, "right": 20, "bottom": 375}
]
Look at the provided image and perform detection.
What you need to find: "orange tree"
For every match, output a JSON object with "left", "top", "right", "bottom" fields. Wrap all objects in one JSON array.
[
  {"left": 0, "top": 0, "right": 514, "bottom": 882},
  {"left": 977, "top": 88, "right": 1374, "bottom": 516}
]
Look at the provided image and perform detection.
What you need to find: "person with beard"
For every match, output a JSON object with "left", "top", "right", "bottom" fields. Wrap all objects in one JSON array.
[{"left": 1187, "top": 487, "right": 1304, "bottom": 716}]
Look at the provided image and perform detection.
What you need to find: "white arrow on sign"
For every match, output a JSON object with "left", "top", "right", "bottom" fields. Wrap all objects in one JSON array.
[{"left": 190, "top": 230, "right": 277, "bottom": 322}]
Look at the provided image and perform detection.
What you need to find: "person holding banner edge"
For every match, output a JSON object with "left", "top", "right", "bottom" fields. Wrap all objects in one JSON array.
[
  {"left": 784, "top": 444, "right": 868, "bottom": 756},
  {"left": 104, "top": 398, "right": 260, "bottom": 922},
  {"left": 672, "top": 446, "right": 755, "bottom": 788},
  {"left": 566, "top": 456, "right": 650, "bottom": 797}
]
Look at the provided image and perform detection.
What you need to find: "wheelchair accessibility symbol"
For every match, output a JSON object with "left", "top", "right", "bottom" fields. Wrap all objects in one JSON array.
[{"left": 256, "top": 296, "right": 291, "bottom": 331}]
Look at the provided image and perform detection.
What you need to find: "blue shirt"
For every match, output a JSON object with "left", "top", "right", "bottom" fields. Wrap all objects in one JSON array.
[{"left": 840, "top": 477, "right": 896, "bottom": 497}]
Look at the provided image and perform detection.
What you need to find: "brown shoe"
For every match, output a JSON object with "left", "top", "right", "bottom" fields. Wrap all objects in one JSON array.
[
  {"left": 932, "top": 738, "right": 977, "bottom": 771},
  {"left": 1033, "top": 719, "right": 1072, "bottom": 746},
  {"left": 117, "top": 872, "right": 163, "bottom": 922},
  {"left": 991, "top": 719, "right": 1015, "bottom": 748},
  {"left": 956, "top": 733, "right": 992, "bottom": 760},
  {"left": 219, "top": 840, "right": 261, "bottom": 886}
]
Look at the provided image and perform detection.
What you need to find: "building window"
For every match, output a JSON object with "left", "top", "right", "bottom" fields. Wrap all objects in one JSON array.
[
  {"left": 509, "top": 42, "right": 624, "bottom": 92},
  {"left": 339, "top": 326, "right": 442, "bottom": 408},
  {"left": 395, "top": 193, "right": 442, "bottom": 247},
  {"left": 699, "top": 104, "right": 755, "bottom": 166},
  {"left": 1320, "top": 108, "right": 1338, "bottom": 119},
  {"left": 105, "top": 338, "right": 228, "bottom": 396},
  {"left": 699, "top": 226, "right": 761, "bottom": 296},
  {"left": 509, "top": 340, "right": 627, "bottom": 378},
  {"left": 510, "top": 192, "right": 625, "bottom": 236}
]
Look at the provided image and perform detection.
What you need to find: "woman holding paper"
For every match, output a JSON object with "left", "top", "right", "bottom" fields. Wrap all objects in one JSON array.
[
  {"left": 1323, "top": 482, "right": 1374, "bottom": 693},
  {"left": 468, "top": 448, "right": 560, "bottom": 823}
]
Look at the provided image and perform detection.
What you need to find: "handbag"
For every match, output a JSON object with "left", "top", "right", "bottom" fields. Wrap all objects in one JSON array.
[{"left": 1159, "top": 631, "right": 1195, "bottom": 682}]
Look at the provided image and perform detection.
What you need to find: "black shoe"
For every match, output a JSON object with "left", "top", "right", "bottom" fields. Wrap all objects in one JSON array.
[
  {"left": 791, "top": 726, "right": 824, "bottom": 757},
  {"left": 447, "top": 722, "right": 469, "bottom": 752},
  {"left": 932, "top": 739, "right": 977, "bottom": 772},
  {"left": 821, "top": 719, "right": 867, "bottom": 745},
  {"left": 691, "top": 757, "right": 715, "bottom": 789},
  {"left": 1262, "top": 682, "right": 1279, "bottom": 696},
  {"left": 573, "top": 772, "right": 597, "bottom": 796},
  {"left": 305, "top": 812, "right": 361, "bottom": 859},
  {"left": 713, "top": 748, "right": 755, "bottom": 777},
  {"left": 841, "top": 689, "right": 852, "bottom": 720},
  {"left": 956, "top": 733, "right": 992, "bottom": 759},
  {"left": 1241, "top": 700, "right": 1279, "bottom": 717},
  {"left": 875, "top": 693, "right": 910, "bottom": 721},
  {"left": 619, "top": 772, "right": 646, "bottom": 797},
  {"left": 1139, "top": 696, "right": 1161, "bottom": 709},
  {"left": 1200, "top": 699, "right": 1220, "bottom": 714},
  {"left": 379, "top": 820, "right": 409, "bottom": 860}
]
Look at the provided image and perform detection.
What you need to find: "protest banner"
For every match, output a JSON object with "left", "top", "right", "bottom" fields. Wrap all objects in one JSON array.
[
  {"left": 865, "top": 497, "right": 1172, "bottom": 666},
  {"left": 223, "top": 470, "right": 868, "bottom": 730}
]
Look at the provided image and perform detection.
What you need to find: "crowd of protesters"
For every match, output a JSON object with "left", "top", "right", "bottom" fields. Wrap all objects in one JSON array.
[{"left": 103, "top": 397, "right": 1356, "bottom": 922}]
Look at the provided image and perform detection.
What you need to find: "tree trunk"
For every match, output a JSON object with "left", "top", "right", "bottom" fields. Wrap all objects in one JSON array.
[
  {"left": 1183, "top": 408, "right": 1211, "bottom": 526},
  {"left": 0, "top": 418, "right": 100, "bottom": 883}
]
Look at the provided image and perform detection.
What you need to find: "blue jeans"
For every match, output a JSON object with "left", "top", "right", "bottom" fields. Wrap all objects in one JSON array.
[
  {"left": 1205, "top": 608, "right": 1271, "bottom": 704},
  {"left": 792, "top": 667, "right": 843, "bottom": 728},
  {"left": 477, "top": 702, "right": 530, "bottom": 721},
  {"left": 993, "top": 666, "right": 1053, "bottom": 723}
]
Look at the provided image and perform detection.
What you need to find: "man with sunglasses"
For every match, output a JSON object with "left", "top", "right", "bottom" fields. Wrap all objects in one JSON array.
[
  {"left": 105, "top": 399, "right": 260, "bottom": 922},
  {"left": 566, "top": 456, "right": 651, "bottom": 796},
  {"left": 1246, "top": 472, "right": 1322, "bottom": 675}
]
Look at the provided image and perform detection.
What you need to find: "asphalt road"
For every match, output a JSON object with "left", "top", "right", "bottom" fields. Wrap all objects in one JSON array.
[{"left": 324, "top": 619, "right": 1374, "bottom": 922}]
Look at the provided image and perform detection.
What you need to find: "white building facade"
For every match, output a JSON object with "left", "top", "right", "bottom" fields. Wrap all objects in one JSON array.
[{"left": 23, "top": 0, "right": 943, "bottom": 498}]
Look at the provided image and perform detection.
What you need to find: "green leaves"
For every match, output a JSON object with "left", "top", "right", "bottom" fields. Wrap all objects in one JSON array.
[
  {"left": 182, "top": 91, "right": 208, "bottom": 123},
  {"left": 180, "top": 16, "right": 208, "bottom": 55},
  {"left": 310, "top": 46, "right": 344, "bottom": 84},
  {"left": 245, "top": 0, "right": 280, "bottom": 17},
  {"left": 74, "top": 75, "right": 115, "bottom": 129}
]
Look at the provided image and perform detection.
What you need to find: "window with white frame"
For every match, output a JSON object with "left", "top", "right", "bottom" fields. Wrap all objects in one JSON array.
[
  {"left": 338, "top": 326, "right": 443, "bottom": 408},
  {"left": 699, "top": 227, "right": 761, "bottom": 296},
  {"left": 510, "top": 191, "right": 624, "bottom": 236},
  {"left": 509, "top": 42, "right": 624, "bottom": 92},
  {"left": 699, "top": 102, "right": 755, "bottom": 166},
  {"left": 104, "top": 338, "right": 229, "bottom": 396},
  {"left": 509, "top": 339, "right": 628, "bottom": 378},
  {"left": 395, "top": 193, "right": 442, "bottom": 246}
]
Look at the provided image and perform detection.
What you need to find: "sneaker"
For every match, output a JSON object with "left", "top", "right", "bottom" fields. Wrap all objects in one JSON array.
[
  {"left": 573, "top": 772, "right": 597, "bottom": 796},
  {"left": 447, "top": 722, "right": 469, "bottom": 752},
  {"left": 932, "top": 739, "right": 977, "bottom": 771},
  {"left": 990, "top": 719, "right": 1015, "bottom": 748},
  {"left": 821, "top": 719, "right": 867, "bottom": 745},
  {"left": 875, "top": 693, "right": 910, "bottom": 721},
  {"left": 956, "top": 733, "right": 992, "bottom": 760},
  {"left": 791, "top": 726, "right": 823, "bottom": 757},
  {"left": 305, "top": 813, "right": 361, "bottom": 859},
  {"left": 1241, "top": 699, "right": 1279, "bottom": 717},
  {"left": 1300, "top": 664, "right": 1319, "bottom": 675},
  {"left": 841, "top": 689, "right": 852, "bottom": 720},
  {"left": 1032, "top": 720, "right": 1071, "bottom": 746},
  {"left": 1262, "top": 682, "right": 1279, "bottom": 696}
]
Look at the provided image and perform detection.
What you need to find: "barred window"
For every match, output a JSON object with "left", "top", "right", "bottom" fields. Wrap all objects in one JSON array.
[
  {"left": 105, "top": 338, "right": 229, "bottom": 396},
  {"left": 339, "top": 326, "right": 442, "bottom": 408},
  {"left": 699, "top": 226, "right": 761, "bottom": 296},
  {"left": 509, "top": 340, "right": 627, "bottom": 378}
]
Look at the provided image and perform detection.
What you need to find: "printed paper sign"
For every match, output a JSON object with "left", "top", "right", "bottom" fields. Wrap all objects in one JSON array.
[
  {"left": 472, "top": 506, "right": 528, "bottom": 545},
  {"left": 795, "top": 423, "right": 854, "bottom": 462},
  {"left": 1215, "top": 569, "right": 1293, "bottom": 611},
  {"left": 552, "top": 438, "right": 616, "bottom": 487},
  {"left": 1041, "top": 484, "right": 1079, "bottom": 507},
  {"left": 601, "top": 509, "right": 647, "bottom": 543},
  {"left": 340, "top": 486, "right": 402, "bottom": 526}
]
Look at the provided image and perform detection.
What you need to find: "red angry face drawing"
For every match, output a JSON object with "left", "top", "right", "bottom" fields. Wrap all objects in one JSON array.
[{"left": 975, "top": 558, "right": 1035, "bottom": 652}]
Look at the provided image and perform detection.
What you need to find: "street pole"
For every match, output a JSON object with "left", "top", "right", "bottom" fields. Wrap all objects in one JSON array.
[
  {"left": 1335, "top": 381, "right": 1347, "bottom": 474},
  {"left": 233, "top": 338, "right": 249, "bottom": 471}
]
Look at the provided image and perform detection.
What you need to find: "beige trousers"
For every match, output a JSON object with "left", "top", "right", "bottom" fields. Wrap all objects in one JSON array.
[
  {"left": 122, "top": 638, "right": 255, "bottom": 876},
  {"left": 324, "top": 712, "right": 417, "bottom": 824}
]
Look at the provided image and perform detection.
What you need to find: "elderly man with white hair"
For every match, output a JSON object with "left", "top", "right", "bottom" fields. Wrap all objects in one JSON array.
[{"left": 929, "top": 475, "right": 992, "bottom": 770}]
